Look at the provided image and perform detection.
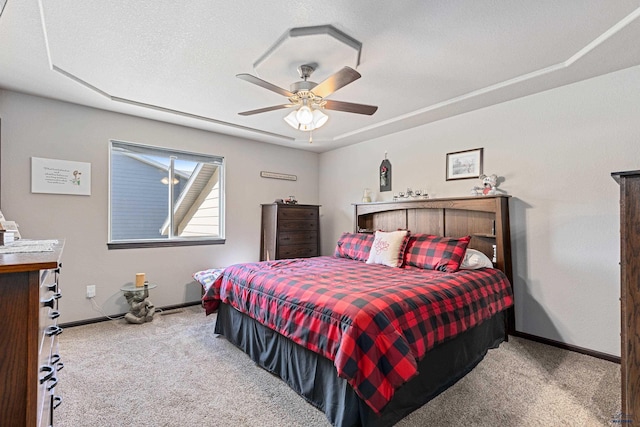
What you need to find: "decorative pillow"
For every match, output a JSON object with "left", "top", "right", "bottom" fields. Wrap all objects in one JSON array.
[
  {"left": 193, "top": 268, "right": 225, "bottom": 293},
  {"left": 460, "top": 248, "right": 494, "bottom": 269},
  {"left": 334, "top": 232, "right": 375, "bottom": 261},
  {"left": 404, "top": 234, "right": 471, "bottom": 272},
  {"left": 366, "top": 230, "right": 410, "bottom": 267}
]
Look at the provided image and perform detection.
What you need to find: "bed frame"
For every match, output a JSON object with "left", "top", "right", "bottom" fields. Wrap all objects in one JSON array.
[{"left": 215, "top": 195, "right": 514, "bottom": 426}]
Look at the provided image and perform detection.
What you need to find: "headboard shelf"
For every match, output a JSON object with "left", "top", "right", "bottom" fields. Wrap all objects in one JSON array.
[
  {"left": 354, "top": 195, "right": 507, "bottom": 215},
  {"left": 473, "top": 233, "right": 496, "bottom": 238},
  {"left": 354, "top": 195, "right": 513, "bottom": 333}
]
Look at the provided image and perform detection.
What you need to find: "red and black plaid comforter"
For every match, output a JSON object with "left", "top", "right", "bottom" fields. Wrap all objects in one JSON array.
[{"left": 202, "top": 256, "right": 513, "bottom": 414}]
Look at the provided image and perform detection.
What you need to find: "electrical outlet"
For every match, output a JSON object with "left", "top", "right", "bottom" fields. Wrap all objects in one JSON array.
[{"left": 86, "top": 285, "right": 96, "bottom": 298}]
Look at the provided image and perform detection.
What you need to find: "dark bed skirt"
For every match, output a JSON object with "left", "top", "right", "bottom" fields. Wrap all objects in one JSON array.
[{"left": 214, "top": 303, "right": 506, "bottom": 427}]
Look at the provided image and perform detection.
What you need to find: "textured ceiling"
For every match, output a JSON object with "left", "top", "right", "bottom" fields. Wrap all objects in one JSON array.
[{"left": 1, "top": 1, "right": 639, "bottom": 153}]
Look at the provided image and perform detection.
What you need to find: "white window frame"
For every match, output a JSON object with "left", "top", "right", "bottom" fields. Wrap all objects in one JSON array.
[{"left": 108, "top": 140, "right": 225, "bottom": 249}]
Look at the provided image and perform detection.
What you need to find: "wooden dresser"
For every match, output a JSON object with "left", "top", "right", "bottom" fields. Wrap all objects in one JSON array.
[
  {"left": 0, "top": 240, "right": 64, "bottom": 427},
  {"left": 612, "top": 170, "right": 640, "bottom": 424},
  {"left": 260, "top": 204, "right": 320, "bottom": 261}
]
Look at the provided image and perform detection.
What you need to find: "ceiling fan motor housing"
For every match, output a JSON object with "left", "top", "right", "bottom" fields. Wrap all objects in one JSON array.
[
  {"left": 291, "top": 64, "right": 319, "bottom": 94},
  {"left": 290, "top": 80, "right": 317, "bottom": 93}
]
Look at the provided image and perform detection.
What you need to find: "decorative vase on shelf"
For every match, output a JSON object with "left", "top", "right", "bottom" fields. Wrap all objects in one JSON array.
[{"left": 362, "top": 188, "right": 371, "bottom": 203}]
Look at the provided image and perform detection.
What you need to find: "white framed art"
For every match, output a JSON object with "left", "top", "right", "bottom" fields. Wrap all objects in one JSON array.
[{"left": 31, "top": 157, "right": 91, "bottom": 196}]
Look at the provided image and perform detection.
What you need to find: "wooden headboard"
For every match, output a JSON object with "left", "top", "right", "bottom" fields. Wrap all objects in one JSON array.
[{"left": 353, "top": 195, "right": 513, "bottom": 284}]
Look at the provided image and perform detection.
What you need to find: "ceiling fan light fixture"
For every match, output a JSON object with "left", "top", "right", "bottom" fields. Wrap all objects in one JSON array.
[
  {"left": 312, "top": 108, "right": 328, "bottom": 128},
  {"left": 284, "top": 109, "right": 300, "bottom": 129},
  {"left": 295, "top": 105, "right": 314, "bottom": 124},
  {"left": 284, "top": 107, "right": 328, "bottom": 132}
]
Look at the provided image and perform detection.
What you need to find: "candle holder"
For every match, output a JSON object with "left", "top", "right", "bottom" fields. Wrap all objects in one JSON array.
[{"left": 393, "top": 188, "right": 428, "bottom": 201}]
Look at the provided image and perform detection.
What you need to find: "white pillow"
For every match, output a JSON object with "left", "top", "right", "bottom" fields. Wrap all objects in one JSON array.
[
  {"left": 460, "top": 248, "right": 494, "bottom": 269},
  {"left": 366, "top": 230, "right": 408, "bottom": 268}
]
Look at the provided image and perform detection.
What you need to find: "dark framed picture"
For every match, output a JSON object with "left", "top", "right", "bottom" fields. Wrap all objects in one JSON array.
[
  {"left": 379, "top": 159, "right": 391, "bottom": 192},
  {"left": 446, "top": 148, "right": 483, "bottom": 181}
]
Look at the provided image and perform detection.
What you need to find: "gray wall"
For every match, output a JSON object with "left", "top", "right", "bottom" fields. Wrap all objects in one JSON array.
[
  {"left": 319, "top": 64, "right": 640, "bottom": 358},
  {"left": 0, "top": 90, "right": 319, "bottom": 323}
]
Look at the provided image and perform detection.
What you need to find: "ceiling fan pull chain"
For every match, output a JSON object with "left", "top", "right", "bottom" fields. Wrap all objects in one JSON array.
[{"left": 309, "top": 129, "right": 313, "bottom": 144}]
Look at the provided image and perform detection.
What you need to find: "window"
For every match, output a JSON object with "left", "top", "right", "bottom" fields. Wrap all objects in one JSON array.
[{"left": 108, "top": 140, "right": 224, "bottom": 248}]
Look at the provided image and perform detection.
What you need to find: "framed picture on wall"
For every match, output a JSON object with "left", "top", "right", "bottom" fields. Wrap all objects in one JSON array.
[
  {"left": 446, "top": 148, "right": 483, "bottom": 180},
  {"left": 379, "top": 158, "right": 391, "bottom": 192}
]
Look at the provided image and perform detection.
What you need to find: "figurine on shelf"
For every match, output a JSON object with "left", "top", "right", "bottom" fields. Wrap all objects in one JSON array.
[
  {"left": 124, "top": 283, "right": 156, "bottom": 324},
  {"left": 471, "top": 174, "right": 504, "bottom": 196},
  {"left": 284, "top": 196, "right": 298, "bottom": 204}
]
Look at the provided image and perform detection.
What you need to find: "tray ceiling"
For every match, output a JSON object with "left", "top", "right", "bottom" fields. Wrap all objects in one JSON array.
[{"left": 1, "top": 1, "right": 639, "bottom": 152}]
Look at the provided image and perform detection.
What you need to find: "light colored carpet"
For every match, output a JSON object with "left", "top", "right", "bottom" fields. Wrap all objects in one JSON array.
[{"left": 56, "top": 305, "right": 620, "bottom": 426}]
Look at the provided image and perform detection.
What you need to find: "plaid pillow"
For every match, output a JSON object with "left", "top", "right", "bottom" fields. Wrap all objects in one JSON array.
[
  {"left": 334, "top": 232, "right": 375, "bottom": 261},
  {"left": 404, "top": 234, "right": 471, "bottom": 272}
]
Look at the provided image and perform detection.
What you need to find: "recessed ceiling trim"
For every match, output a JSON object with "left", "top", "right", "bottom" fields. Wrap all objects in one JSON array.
[
  {"left": 335, "top": 6, "right": 640, "bottom": 142},
  {"left": 37, "top": 0, "right": 54, "bottom": 67},
  {"left": 566, "top": 6, "right": 640, "bottom": 67},
  {"left": 335, "top": 62, "right": 565, "bottom": 141},
  {"left": 111, "top": 96, "right": 295, "bottom": 140},
  {"left": 51, "top": 64, "right": 294, "bottom": 141},
  {"left": 253, "top": 24, "right": 362, "bottom": 72},
  {"left": 38, "top": 4, "right": 294, "bottom": 142},
  {"left": 52, "top": 65, "right": 111, "bottom": 97}
]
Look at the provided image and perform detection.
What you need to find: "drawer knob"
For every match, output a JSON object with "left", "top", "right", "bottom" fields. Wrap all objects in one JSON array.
[
  {"left": 52, "top": 395, "right": 63, "bottom": 410},
  {"left": 51, "top": 353, "right": 65, "bottom": 371},
  {"left": 50, "top": 353, "right": 61, "bottom": 365},
  {"left": 45, "top": 325, "right": 63, "bottom": 337},
  {"left": 39, "top": 365, "right": 54, "bottom": 384},
  {"left": 41, "top": 292, "right": 62, "bottom": 308},
  {"left": 49, "top": 309, "right": 60, "bottom": 320},
  {"left": 41, "top": 297, "right": 55, "bottom": 309},
  {"left": 46, "top": 375, "right": 58, "bottom": 391},
  {"left": 45, "top": 282, "right": 58, "bottom": 292}
]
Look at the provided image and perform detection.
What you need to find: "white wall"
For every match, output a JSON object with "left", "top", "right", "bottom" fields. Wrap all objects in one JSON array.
[
  {"left": 0, "top": 91, "right": 319, "bottom": 323},
  {"left": 319, "top": 65, "right": 640, "bottom": 357}
]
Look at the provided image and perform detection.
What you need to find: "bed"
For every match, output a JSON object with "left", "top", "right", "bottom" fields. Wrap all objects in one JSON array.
[{"left": 195, "top": 195, "right": 514, "bottom": 426}]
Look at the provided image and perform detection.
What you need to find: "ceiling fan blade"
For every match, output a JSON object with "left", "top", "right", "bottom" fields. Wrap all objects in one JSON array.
[
  {"left": 238, "top": 104, "right": 294, "bottom": 116},
  {"left": 236, "top": 74, "right": 294, "bottom": 97},
  {"left": 311, "top": 67, "right": 361, "bottom": 98},
  {"left": 323, "top": 100, "right": 378, "bottom": 115}
]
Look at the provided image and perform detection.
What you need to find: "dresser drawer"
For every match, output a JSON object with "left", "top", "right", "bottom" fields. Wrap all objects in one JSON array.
[
  {"left": 278, "top": 244, "right": 319, "bottom": 259},
  {"left": 278, "top": 231, "right": 318, "bottom": 246},
  {"left": 277, "top": 219, "right": 318, "bottom": 231},
  {"left": 278, "top": 207, "right": 319, "bottom": 221}
]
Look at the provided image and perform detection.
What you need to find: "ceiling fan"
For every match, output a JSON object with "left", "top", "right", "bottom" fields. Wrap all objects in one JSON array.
[{"left": 236, "top": 64, "right": 378, "bottom": 132}]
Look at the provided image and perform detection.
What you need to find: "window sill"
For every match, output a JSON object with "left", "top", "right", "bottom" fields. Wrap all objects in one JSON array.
[{"left": 107, "top": 239, "right": 225, "bottom": 250}]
